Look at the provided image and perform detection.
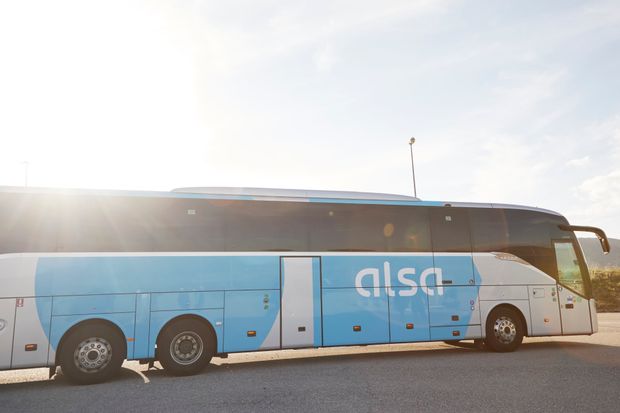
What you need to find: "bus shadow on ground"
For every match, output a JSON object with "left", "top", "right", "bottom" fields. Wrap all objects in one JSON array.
[
  {"left": 3, "top": 340, "right": 618, "bottom": 388},
  {"left": 139, "top": 340, "right": 620, "bottom": 378}
]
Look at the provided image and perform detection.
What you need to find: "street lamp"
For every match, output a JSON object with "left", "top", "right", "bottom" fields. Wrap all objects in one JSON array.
[{"left": 408, "top": 137, "right": 417, "bottom": 198}]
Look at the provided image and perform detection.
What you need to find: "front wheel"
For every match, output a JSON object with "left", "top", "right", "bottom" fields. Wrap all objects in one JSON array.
[
  {"left": 484, "top": 307, "right": 524, "bottom": 352},
  {"left": 157, "top": 318, "right": 215, "bottom": 376}
]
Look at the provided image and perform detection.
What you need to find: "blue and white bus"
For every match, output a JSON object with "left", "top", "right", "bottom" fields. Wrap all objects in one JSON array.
[{"left": 0, "top": 186, "right": 610, "bottom": 384}]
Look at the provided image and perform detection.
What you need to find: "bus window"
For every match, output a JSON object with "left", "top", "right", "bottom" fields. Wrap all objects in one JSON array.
[
  {"left": 429, "top": 207, "right": 472, "bottom": 253},
  {"left": 469, "top": 208, "right": 569, "bottom": 278},
  {"left": 469, "top": 208, "right": 509, "bottom": 252},
  {"left": 553, "top": 241, "right": 586, "bottom": 296},
  {"left": 0, "top": 193, "right": 58, "bottom": 253},
  {"left": 307, "top": 203, "right": 431, "bottom": 252}
]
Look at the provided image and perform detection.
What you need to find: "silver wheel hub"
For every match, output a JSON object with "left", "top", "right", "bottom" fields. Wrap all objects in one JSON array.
[
  {"left": 494, "top": 316, "right": 517, "bottom": 344},
  {"left": 74, "top": 337, "right": 112, "bottom": 374},
  {"left": 170, "top": 331, "right": 203, "bottom": 365}
]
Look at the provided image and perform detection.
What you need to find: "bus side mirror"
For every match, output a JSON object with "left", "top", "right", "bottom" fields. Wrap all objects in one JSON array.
[{"left": 559, "top": 224, "right": 611, "bottom": 255}]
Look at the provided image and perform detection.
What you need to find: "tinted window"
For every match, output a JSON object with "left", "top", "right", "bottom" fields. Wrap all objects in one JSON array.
[
  {"left": 469, "top": 208, "right": 569, "bottom": 277},
  {"left": 1, "top": 193, "right": 432, "bottom": 253},
  {"left": 429, "top": 207, "right": 472, "bottom": 252},
  {"left": 307, "top": 203, "right": 431, "bottom": 252},
  {"left": 0, "top": 193, "right": 58, "bottom": 253}
]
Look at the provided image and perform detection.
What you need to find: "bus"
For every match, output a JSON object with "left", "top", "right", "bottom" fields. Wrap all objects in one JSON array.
[{"left": 0, "top": 186, "right": 610, "bottom": 384}]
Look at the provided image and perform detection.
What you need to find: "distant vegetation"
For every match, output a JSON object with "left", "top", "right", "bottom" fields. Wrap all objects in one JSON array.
[
  {"left": 591, "top": 268, "right": 620, "bottom": 312},
  {"left": 579, "top": 237, "right": 620, "bottom": 311}
]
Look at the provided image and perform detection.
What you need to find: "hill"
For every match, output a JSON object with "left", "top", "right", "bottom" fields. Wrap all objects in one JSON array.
[{"left": 578, "top": 237, "right": 620, "bottom": 268}]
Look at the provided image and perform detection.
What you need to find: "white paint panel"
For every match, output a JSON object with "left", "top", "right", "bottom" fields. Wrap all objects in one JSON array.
[
  {"left": 558, "top": 287, "right": 591, "bottom": 335},
  {"left": 12, "top": 297, "right": 52, "bottom": 368},
  {"left": 0, "top": 255, "right": 39, "bottom": 298},
  {"left": 0, "top": 299, "right": 16, "bottom": 369},
  {"left": 281, "top": 258, "right": 314, "bottom": 348},
  {"left": 463, "top": 325, "right": 482, "bottom": 339},
  {"left": 479, "top": 300, "right": 532, "bottom": 337},
  {"left": 528, "top": 285, "right": 562, "bottom": 336},
  {"left": 260, "top": 310, "right": 281, "bottom": 350},
  {"left": 479, "top": 286, "right": 528, "bottom": 301},
  {"left": 590, "top": 299, "right": 598, "bottom": 333},
  {"left": 474, "top": 254, "right": 556, "bottom": 286}
]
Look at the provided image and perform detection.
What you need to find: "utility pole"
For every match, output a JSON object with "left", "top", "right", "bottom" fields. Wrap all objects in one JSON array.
[{"left": 408, "top": 137, "right": 417, "bottom": 197}]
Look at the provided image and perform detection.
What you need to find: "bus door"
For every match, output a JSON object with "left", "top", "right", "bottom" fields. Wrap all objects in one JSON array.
[
  {"left": 280, "top": 257, "right": 322, "bottom": 348},
  {"left": 428, "top": 208, "right": 481, "bottom": 340},
  {"left": 553, "top": 241, "right": 593, "bottom": 335}
]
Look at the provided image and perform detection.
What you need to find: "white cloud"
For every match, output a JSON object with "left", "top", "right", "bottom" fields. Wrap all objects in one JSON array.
[
  {"left": 314, "top": 44, "right": 337, "bottom": 73},
  {"left": 578, "top": 170, "right": 620, "bottom": 204},
  {"left": 566, "top": 156, "right": 590, "bottom": 167}
]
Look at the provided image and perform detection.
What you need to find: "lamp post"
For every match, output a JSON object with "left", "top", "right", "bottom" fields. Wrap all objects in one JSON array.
[{"left": 408, "top": 137, "right": 417, "bottom": 198}]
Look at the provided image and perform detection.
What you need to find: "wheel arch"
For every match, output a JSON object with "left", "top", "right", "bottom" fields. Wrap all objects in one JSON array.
[
  {"left": 155, "top": 314, "right": 218, "bottom": 355},
  {"left": 55, "top": 318, "right": 128, "bottom": 365},
  {"left": 486, "top": 303, "right": 529, "bottom": 337}
]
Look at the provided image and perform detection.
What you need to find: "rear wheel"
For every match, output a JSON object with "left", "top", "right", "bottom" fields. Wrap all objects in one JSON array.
[
  {"left": 58, "top": 323, "right": 126, "bottom": 385},
  {"left": 485, "top": 307, "right": 524, "bottom": 352},
  {"left": 157, "top": 318, "right": 215, "bottom": 376},
  {"left": 443, "top": 340, "right": 461, "bottom": 346}
]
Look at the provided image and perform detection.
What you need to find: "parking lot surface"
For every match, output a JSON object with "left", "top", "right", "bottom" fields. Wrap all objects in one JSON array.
[{"left": 1, "top": 313, "right": 619, "bottom": 412}]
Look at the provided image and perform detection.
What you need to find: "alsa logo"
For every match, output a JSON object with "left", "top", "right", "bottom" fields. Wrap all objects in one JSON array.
[{"left": 355, "top": 262, "right": 444, "bottom": 297}]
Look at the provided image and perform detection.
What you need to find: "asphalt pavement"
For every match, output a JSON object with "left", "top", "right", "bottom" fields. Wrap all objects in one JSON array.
[{"left": 1, "top": 313, "right": 619, "bottom": 412}]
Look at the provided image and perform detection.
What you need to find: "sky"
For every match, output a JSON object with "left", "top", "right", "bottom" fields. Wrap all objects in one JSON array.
[{"left": 0, "top": 0, "right": 619, "bottom": 238}]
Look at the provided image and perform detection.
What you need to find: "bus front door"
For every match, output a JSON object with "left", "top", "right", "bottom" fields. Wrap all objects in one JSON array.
[
  {"left": 280, "top": 257, "right": 322, "bottom": 348},
  {"left": 554, "top": 240, "right": 593, "bottom": 335}
]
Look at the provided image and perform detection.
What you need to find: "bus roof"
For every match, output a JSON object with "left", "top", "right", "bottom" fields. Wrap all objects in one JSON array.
[{"left": 0, "top": 185, "right": 561, "bottom": 216}]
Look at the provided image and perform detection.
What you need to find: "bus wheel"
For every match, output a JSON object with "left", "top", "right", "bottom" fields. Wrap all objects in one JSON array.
[
  {"left": 443, "top": 340, "right": 461, "bottom": 346},
  {"left": 58, "top": 323, "right": 126, "bottom": 385},
  {"left": 485, "top": 307, "right": 524, "bottom": 352},
  {"left": 157, "top": 318, "right": 215, "bottom": 376}
]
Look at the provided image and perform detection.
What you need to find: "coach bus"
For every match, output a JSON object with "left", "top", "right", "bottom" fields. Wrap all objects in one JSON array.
[{"left": 0, "top": 186, "right": 610, "bottom": 384}]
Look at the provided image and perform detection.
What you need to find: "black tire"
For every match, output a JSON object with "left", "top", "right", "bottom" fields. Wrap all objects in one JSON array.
[
  {"left": 157, "top": 318, "right": 215, "bottom": 376},
  {"left": 58, "top": 323, "right": 126, "bottom": 385},
  {"left": 484, "top": 307, "right": 524, "bottom": 352},
  {"left": 443, "top": 340, "right": 461, "bottom": 346}
]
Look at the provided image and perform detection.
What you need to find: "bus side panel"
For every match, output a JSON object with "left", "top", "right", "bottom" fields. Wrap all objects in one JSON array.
[
  {"left": 428, "top": 286, "right": 480, "bottom": 327},
  {"left": 151, "top": 291, "right": 224, "bottom": 311},
  {"left": 0, "top": 299, "right": 16, "bottom": 369},
  {"left": 322, "top": 288, "right": 389, "bottom": 346},
  {"left": 35, "top": 256, "right": 279, "bottom": 296},
  {"left": 223, "top": 290, "right": 280, "bottom": 353},
  {"left": 389, "top": 288, "right": 430, "bottom": 342},
  {"left": 430, "top": 254, "right": 478, "bottom": 286},
  {"left": 52, "top": 294, "right": 136, "bottom": 316},
  {"left": 133, "top": 293, "right": 151, "bottom": 360},
  {"left": 12, "top": 297, "right": 52, "bottom": 368},
  {"left": 473, "top": 254, "right": 557, "bottom": 286},
  {"left": 149, "top": 309, "right": 224, "bottom": 357},
  {"left": 48, "top": 313, "right": 135, "bottom": 363},
  {"left": 430, "top": 325, "right": 481, "bottom": 341}
]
